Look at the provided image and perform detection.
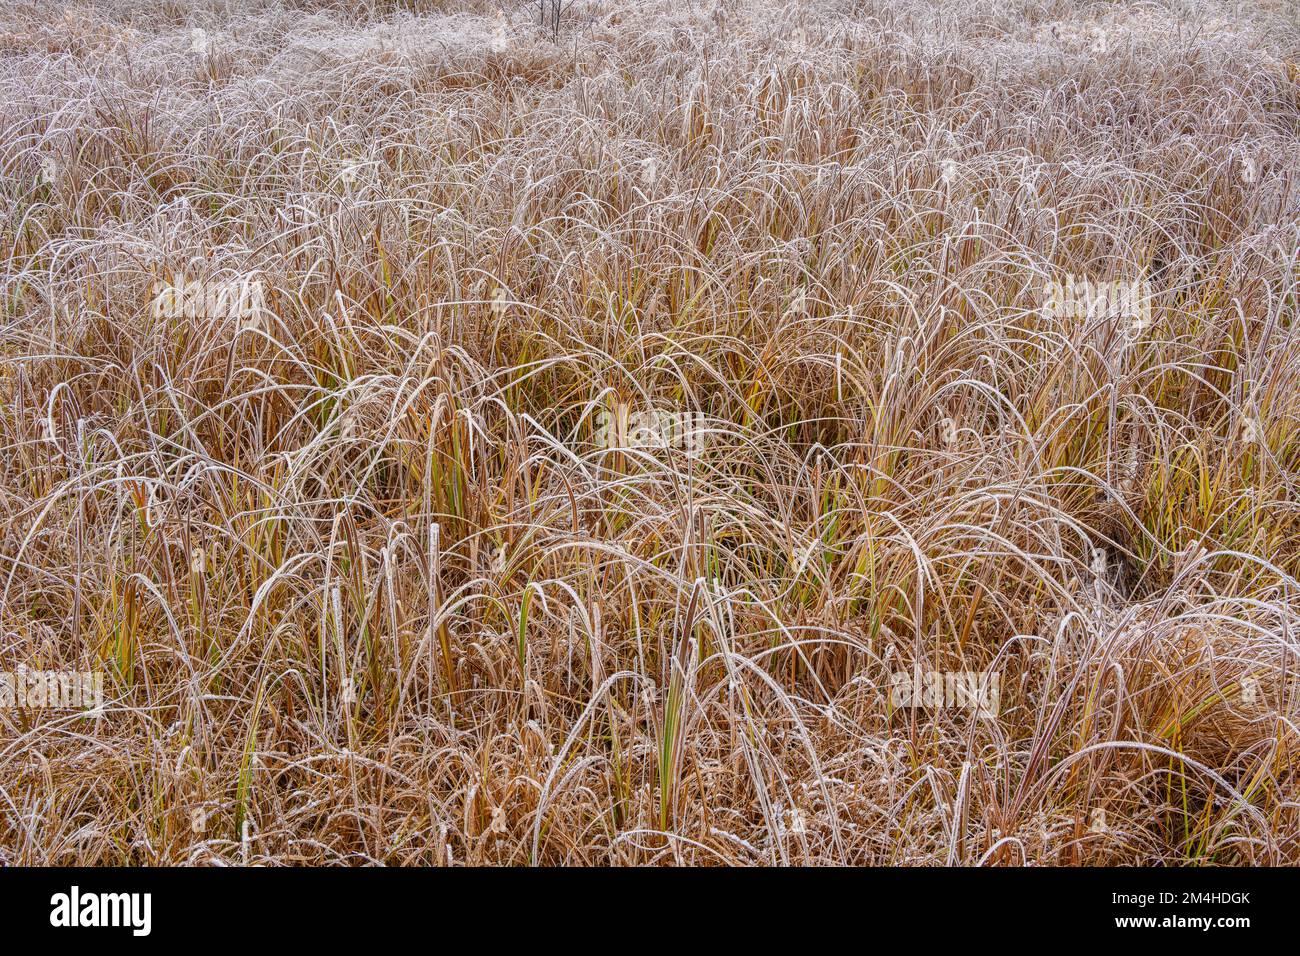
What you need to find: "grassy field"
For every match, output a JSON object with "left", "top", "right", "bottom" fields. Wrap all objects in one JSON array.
[{"left": 1, "top": 0, "right": 1299, "bottom": 865}]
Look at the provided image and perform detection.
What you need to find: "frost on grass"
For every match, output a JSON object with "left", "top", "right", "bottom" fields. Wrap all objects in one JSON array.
[{"left": 0, "top": 0, "right": 1299, "bottom": 865}]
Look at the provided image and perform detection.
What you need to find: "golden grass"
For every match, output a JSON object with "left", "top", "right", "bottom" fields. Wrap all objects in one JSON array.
[{"left": 1, "top": 0, "right": 1299, "bottom": 864}]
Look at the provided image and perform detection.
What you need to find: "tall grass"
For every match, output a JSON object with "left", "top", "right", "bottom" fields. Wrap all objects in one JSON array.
[{"left": 1, "top": 0, "right": 1299, "bottom": 864}]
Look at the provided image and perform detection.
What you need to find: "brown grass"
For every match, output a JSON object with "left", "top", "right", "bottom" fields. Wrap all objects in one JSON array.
[{"left": 1, "top": 0, "right": 1299, "bottom": 864}]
